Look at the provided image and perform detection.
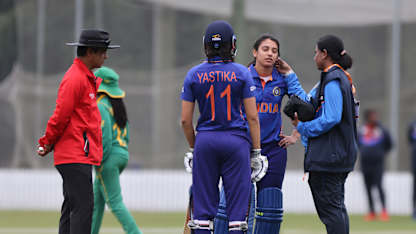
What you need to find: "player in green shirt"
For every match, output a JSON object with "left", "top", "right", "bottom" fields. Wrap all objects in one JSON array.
[{"left": 91, "top": 67, "right": 142, "bottom": 234}]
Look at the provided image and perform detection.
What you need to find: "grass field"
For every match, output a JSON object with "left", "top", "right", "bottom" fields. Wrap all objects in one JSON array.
[{"left": 0, "top": 211, "right": 415, "bottom": 234}]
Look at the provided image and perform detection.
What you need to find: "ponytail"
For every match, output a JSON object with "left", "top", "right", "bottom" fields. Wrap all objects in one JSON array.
[
  {"left": 339, "top": 52, "right": 353, "bottom": 70},
  {"left": 317, "top": 35, "right": 353, "bottom": 70},
  {"left": 109, "top": 97, "right": 128, "bottom": 129}
]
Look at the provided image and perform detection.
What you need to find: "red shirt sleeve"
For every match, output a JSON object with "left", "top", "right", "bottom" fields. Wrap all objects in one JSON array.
[{"left": 38, "top": 73, "right": 82, "bottom": 146}]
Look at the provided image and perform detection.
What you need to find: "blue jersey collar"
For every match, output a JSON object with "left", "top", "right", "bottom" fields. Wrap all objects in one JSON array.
[
  {"left": 205, "top": 56, "right": 233, "bottom": 63},
  {"left": 248, "top": 64, "right": 280, "bottom": 81}
]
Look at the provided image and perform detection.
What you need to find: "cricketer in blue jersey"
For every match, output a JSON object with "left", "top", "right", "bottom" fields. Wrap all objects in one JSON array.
[
  {"left": 182, "top": 65, "right": 255, "bottom": 132},
  {"left": 216, "top": 34, "right": 305, "bottom": 234},
  {"left": 181, "top": 20, "right": 261, "bottom": 234},
  {"left": 249, "top": 36, "right": 306, "bottom": 185},
  {"left": 248, "top": 61, "right": 304, "bottom": 191},
  {"left": 358, "top": 109, "right": 392, "bottom": 221}
]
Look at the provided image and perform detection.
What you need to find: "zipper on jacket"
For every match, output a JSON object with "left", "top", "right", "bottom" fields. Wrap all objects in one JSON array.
[{"left": 83, "top": 131, "right": 89, "bottom": 156}]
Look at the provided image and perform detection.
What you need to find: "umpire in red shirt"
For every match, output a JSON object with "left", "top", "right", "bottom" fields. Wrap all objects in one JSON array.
[{"left": 37, "top": 29, "right": 119, "bottom": 234}]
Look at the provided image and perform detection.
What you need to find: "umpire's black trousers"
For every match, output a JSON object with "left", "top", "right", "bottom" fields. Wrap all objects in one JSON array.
[
  {"left": 56, "top": 163, "right": 93, "bottom": 234},
  {"left": 308, "top": 171, "right": 349, "bottom": 234}
]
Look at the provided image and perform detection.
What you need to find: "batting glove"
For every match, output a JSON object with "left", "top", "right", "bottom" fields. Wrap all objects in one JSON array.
[
  {"left": 184, "top": 148, "right": 193, "bottom": 174},
  {"left": 250, "top": 149, "right": 268, "bottom": 182}
]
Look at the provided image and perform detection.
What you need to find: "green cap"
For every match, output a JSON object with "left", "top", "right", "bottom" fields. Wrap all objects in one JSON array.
[{"left": 94, "top": 66, "right": 125, "bottom": 98}]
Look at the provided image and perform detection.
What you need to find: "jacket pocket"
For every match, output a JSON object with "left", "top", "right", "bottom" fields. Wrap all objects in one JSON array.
[
  {"left": 307, "top": 136, "right": 339, "bottom": 166},
  {"left": 83, "top": 131, "right": 89, "bottom": 157}
]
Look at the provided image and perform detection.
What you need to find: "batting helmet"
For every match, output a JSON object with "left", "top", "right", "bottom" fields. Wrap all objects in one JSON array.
[{"left": 203, "top": 20, "right": 237, "bottom": 56}]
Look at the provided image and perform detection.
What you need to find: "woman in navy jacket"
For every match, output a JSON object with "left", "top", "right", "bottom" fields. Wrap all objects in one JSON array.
[{"left": 291, "top": 35, "right": 358, "bottom": 234}]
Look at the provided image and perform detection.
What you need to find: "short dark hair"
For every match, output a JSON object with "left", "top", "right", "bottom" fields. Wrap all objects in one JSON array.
[
  {"left": 317, "top": 35, "right": 353, "bottom": 70},
  {"left": 248, "top": 34, "right": 280, "bottom": 67},
  {"left": 76, "top": 46, "right": 107, "bottom": 57}
]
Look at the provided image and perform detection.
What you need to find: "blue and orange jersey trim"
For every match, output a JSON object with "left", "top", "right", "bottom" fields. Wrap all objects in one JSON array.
[
  {"left": 324, "top": 64, "right": 353, "bottom": 85},
  {"left": 181, "top": 57, "right": 255, "bottom": 132},
  {"left": 204, "top": 57, "right": 233, "bottom": 64}
]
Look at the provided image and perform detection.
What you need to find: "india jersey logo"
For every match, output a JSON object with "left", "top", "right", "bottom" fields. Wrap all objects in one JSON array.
[
  {"left": 272, "top": 87, "right": 280, "bottom": 96},
  {"left": 250, "top": 86, "right": 256, "bottom": 92}
]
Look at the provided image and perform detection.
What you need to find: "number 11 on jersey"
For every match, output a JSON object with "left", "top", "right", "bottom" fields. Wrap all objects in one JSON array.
[{"left": 205, "top": 84, "right": 231, "bottom": 121}]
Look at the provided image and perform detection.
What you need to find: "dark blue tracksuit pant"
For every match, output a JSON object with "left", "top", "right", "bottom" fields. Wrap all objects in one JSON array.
[
  {"left": 362, "top": 165, "right": 386, "bottom": 213},
  {"left": 216, "top": 141, "right": 287, "bottom": 233},
  {"left": 308, "top": 171, "right": 349, "bottom": 234},
  {"left": 193, "top": 131, "right": 251, "bottom": 234},
  {"left": 256, "top": 142, "right": 287, "bottom": 191}
]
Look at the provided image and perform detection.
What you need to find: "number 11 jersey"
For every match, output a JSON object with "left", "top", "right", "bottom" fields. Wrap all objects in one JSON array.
[{"left": 181, "top": 57, "right": 256, "bottom": 132}]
